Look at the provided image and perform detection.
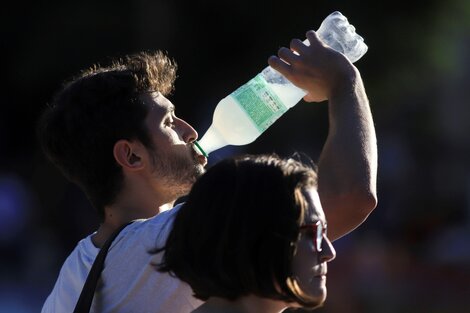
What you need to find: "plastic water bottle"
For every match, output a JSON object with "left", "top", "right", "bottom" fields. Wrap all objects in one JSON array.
[{"left": 194, "top": 11, "right": 368, "bottom": 157}]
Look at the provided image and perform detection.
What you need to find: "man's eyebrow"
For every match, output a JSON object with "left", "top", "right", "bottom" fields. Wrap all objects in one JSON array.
[{"left": 167, "top": 105, "right": 175, "bottom": 113}]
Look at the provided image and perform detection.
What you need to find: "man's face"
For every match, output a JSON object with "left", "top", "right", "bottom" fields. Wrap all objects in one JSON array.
[
  {"left": 142, "top": 92, "right": 206, "bottom": 199},
  {"left": 290, "top": 188, "right": 336, "bottom": 309}
]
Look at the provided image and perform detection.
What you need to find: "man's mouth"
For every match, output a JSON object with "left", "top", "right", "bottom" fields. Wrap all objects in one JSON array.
[
  {"left": 193, "top": 141, "right": 208, "bottom": 157},
  {"left": 196, "top": 154, "right": 207, "bottom": 167},
  {"left": 191, "top": 143, "right": 207, "bottom": 167}
]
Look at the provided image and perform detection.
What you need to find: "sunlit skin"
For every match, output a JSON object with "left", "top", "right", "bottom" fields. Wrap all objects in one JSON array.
[
  {"left": 268, "top": 30, "right": 377, "bottom": 242},
  {"left": 289, "top": 188, "right": 336, "bottom": 309},
  {"left": 192, "top": 188, "right": 336, "bottom": 313},
  {"left": 143, "top": 92, "right": 207, "bottom": 202},
  {"left": 41, "top": 25, "right": 378, "bottom": 312},
  {"left": 92, "top": 92, "right": 207, "bottom": 247}
]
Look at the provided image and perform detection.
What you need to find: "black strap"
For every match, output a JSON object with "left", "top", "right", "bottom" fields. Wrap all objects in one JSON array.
[{"left": 73, "top": 222, "right": 133, "bottom": 313}]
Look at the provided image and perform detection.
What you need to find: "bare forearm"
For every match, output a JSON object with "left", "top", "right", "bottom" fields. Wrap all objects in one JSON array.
[
  {"left": 318, "top": 67, "right": 378, "bottom": 240},
  {"left": 267, "top": 31, "right": 378, "bottom": 239}
]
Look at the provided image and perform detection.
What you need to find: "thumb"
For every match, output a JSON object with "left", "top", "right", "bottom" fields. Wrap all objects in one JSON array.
[{"left": 303, "top": 92, "right": 327, "bottom": 103}]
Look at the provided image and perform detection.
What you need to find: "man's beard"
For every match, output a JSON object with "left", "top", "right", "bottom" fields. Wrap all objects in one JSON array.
[{"left": 151, "top": 146, "right": 205, "bottom": 200}]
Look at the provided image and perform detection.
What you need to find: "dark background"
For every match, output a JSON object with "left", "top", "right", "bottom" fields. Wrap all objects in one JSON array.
[{"left": 1, "top": 0, "right": 470, "bottom": 312}]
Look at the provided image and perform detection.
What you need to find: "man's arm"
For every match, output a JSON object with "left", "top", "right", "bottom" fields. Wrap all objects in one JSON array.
[
  {"left": 316, "top": 68, "right": 377, "bottom": 241},
  {"left": 268, "top": 30, "right": 377, "bottom": 241}
]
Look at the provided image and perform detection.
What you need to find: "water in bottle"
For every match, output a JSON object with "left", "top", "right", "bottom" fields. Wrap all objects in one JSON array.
[{"left": 194, "top": 11, "right": 368, "bottom": 157}]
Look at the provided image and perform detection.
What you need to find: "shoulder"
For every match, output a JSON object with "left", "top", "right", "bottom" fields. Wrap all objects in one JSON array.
[
  {"left": 54, "top": 234, "right": 98, "bottom": 277},
  {"left": 41, "top": 234, "right": 98, "bottom": 312},
  {"left": 111, "top": 203, "right": 184, "bottom": 249},
  {"left": 145, "top": 203, "right": 184, "bottom": 245}
]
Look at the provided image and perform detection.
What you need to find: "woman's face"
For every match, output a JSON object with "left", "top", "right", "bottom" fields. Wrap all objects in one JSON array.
[{"left": 290, "top": 188, "right": 336, "bottom": 308}]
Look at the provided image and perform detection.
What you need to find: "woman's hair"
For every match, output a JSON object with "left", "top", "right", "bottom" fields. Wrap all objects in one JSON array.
[
  {"left": 38, "top": 51, "right": 176, "bottom": 220},
  {"left": 155, "top": 154, "right": 318, "bottom": 305}
]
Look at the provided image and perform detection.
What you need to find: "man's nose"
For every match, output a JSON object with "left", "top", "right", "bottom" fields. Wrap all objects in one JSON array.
[{"left": 176, "top": 118, "right": 198, "bottom": 143}]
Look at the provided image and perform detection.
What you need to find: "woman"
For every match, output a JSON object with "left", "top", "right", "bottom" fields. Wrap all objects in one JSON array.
[{"left": 155, "top": 154, "right": 336, "bottom": 313}]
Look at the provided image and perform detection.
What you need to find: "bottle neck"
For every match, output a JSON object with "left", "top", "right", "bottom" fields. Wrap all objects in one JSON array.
[{"left": 197, "top": 125, "right": 227, "bottom": 155}]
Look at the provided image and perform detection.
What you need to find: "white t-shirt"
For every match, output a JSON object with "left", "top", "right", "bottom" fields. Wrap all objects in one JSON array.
[{"left": 41, "top": 204, "right": 202, "bottom": 313}]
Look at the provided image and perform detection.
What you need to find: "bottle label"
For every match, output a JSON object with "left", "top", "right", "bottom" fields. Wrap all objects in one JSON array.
[{"left": 230, "top": 74, "right": 287, "bottom": 132}]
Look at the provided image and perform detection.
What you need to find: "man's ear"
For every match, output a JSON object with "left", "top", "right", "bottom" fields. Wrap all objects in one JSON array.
[{"left": 113, "top": 140, "right": 145, "bottom": 171}]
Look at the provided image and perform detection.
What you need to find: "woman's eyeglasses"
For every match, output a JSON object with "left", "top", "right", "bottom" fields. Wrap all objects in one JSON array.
[{"left": 299, "top": 220, "right": 327, "bottom": 252}]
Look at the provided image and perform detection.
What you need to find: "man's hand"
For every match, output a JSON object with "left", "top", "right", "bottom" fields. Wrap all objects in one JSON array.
[
  {"left": 268, "top": 30, "right": 357, "bottom": 103},
  {"left": 269, "top": 29, "right": 378, "bottom": 241}
]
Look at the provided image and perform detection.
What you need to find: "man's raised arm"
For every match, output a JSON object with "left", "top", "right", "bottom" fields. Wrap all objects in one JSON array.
[{"left": 268, "top": 30, "right": 377, "bottom": 240}]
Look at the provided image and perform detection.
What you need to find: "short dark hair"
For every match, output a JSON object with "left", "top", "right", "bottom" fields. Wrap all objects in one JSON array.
[
  {"left": 156, "top": 154, "right": 318, "bottom": 305},
  {"left": 38, "top": 51, "right": 177, "bottom": 220}
]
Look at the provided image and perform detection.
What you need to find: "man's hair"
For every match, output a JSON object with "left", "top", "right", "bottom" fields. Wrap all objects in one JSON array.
[
  {"left": 38, "top": 51, "right": 177, "bottom": 220},
  {"left": 156, "top": 154, "right": 318, "bottom": 306}
]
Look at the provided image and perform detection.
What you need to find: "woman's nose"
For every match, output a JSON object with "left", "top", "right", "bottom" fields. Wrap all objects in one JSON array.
[{"left": 320, "top": 237, "right": 336, "bottom": 263}]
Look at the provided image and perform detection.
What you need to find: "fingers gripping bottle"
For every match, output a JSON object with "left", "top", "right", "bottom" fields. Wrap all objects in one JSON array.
[{"left": 194, "top": 11, "right": 368, "bottom": 157}]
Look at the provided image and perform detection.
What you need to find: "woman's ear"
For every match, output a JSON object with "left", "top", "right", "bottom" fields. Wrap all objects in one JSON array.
[{"left": 113, "top": 140, "right": 145, "bottom": 171}]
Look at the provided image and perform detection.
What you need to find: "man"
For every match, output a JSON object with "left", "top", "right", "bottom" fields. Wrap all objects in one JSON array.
[{"left": 39, "top": 30, "right": 377, "bottom": 312}]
